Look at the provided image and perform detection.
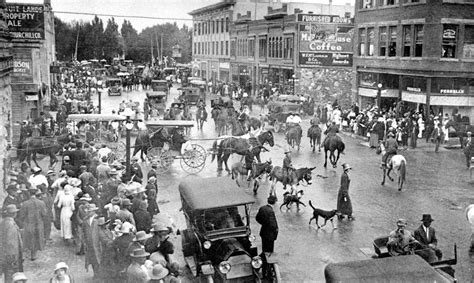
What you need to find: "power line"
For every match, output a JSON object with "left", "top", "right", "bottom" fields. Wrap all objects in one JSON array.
[{"left": 54, "top": 11, "right": 193, "bottom": 21}]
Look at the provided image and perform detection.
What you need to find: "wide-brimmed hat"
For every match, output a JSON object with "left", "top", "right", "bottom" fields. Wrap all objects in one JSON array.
[
  {"left": 130, "top": 247, "right": 150, "bottom": 258},
  {"left": 12, "top": 272, "right": 28, "bottom": 281},
  {"left": 119, "top": 221, "right": 135, "bottom": 234},
  {"left": 341, "top": 163, "right": 352, "bottom": 171},
  {"left": 68, "top": 178, "right": 81, "bottom": 187},
  {"left": 109, "top": 168, "right": 119, "bottom": 175},
  {"left": 32, "top": 166, "right": 42, "bottom": 174},
  {"left": 150, "top": 222, "right": 169, "bottom": 233},
  {"left": 59, "top": 170, "right": 67, "bottom": 177},
  {"left": 396, "top": 218, "right": 407, "bottom": 227},
  {"left": 54, "top": 262, "right": 69, "bottom": 272},
  {"left": 148, "top": 263, "right": 169, "bottom": 280},
  {"left": 121, "top": 198, "right": 132, "bottom": 206},
  {"left": 7, "top": 184, "right": 19, "bottom": 192},
  {"left": 133, "top": 230, "right": 152, "bottom": 242},
  {"left": 4, "top": 204, "right": 19, "bottom": 214},
  {"left": 84, "top": 203, "right": 99, "bottom": 212},
  {"left": 80, "top": 194, "right": 92, "bottom": 202},
  {"left": 421, "top": 214, "right": 434, "bottom": 222},
  {"left": 111, "top": 196, "right": 121, "bottom": 205},
  {"left": 47, "top": 169, "right": 56, "bottom": 175},
  {"left": 96, "top": 217, "right": 110, "bottom": 226}
]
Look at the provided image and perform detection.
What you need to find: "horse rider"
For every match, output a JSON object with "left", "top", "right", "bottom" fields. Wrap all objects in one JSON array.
[
  {"left": 19, "top": 120, "right": 32, "bottom": 146},
  {"left": 238, "top": 105, "right": 250, "bottom": 131},
  {"left": 322, "top": 121, "right": 340, "bottom": 146},
  {"left": 282, "top": 149, "right": 295, "bottom": 194},
  {"left": 310, "top": 113, "right": 320, "bottom": 126},
  {"left": 382, "top": 132, "right": 398, "bottom": 169}
]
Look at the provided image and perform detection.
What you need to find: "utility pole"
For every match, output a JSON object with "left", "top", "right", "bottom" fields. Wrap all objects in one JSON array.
[
  {"left": 155, "top": 33, "right": 160, "bottom": 66},
  {"left": 74, "top": 25, "right": 79, "bottom": 61},
  {"left": 150, "top": 37, "right": 154, "bottom": 67}
]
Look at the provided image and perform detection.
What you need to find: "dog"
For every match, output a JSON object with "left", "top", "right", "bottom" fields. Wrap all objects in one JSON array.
[
  {"left": 280, "top": 190, "right": 306, "bottom": 210},
  {"left": 308, "top": 200, "right": 339, "bottom": 229}
]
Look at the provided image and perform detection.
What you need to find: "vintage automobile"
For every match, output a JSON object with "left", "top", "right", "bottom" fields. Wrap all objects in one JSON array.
[
  {"left": 178, "top": 86, "right": 204, "bottom": 106},
  {"left": 146, "top": 92, "right": 167, "bottom": 117},
  {"left": 325, "top": 255, "right": 455, "bottom": 282},
  {"left": 149, "top": 79, "right": 170, "bottom": 99},
  {"left": 266, "top": 101, "right": 303, "bottom": 133},
  {"left": 105, "top": 77, "right": 122, "bottom": 96},
  {"left": 179, "top": 177, "right": 281, "bottom": 282}
]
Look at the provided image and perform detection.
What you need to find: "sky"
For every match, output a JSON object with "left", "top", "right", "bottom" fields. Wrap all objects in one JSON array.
[{"left": 6, "top": 0, "right": 355, "bottom": 32}]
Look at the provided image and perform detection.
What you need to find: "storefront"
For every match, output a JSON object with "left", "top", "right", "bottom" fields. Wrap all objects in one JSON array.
[{"left": 219, "top": 62, "right": 229, "bottom": 82}]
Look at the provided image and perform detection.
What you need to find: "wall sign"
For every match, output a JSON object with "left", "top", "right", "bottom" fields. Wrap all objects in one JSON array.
[
  {"left": 440, "top": 89, "right": 464, "bottom": 94},
  {"left": 6, "top": 4, "right": 45, "bottom": 40},
  {"left": 406, "top": 87, "right": 421, "bottom": 92},
  {"left": 11, "top": 48, "right": 33, "bottom": 83}
]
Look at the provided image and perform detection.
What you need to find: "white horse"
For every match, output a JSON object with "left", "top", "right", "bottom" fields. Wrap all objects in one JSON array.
[
  {"left": 466, "top": 204, "right": 474, "bottom": 251},
  {"left": 376, "top": 142, "right": 407, "bottom": 191}
]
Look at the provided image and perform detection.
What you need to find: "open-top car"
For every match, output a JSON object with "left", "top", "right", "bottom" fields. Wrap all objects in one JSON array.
[
  {"left": 178, "top": 86, "right": 204, "bottom": 106},
  {"left": 179, "top": 177, "right": 280, "bottom": 282},
  {"left": 149, "top": 79, "right": 170, "bottom": 99},
  {"left": 105, "top": 77, "right": 122, "bottom": 96}
]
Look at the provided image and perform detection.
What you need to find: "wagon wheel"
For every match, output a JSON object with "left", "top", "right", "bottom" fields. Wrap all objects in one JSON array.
[
  {"left": 156, "top": 150, "right": 174, "bottom": 174},
  {"left": 180, "top": 143, "right": 206, "bottom": 174},
  {"left": 274, "top": 121, "right": 281, "bottom": 133}
]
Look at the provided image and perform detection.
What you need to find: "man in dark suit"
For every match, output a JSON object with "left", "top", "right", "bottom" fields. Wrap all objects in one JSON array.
[
  {"left": 256, "top": 195, "right": 278, "bottom": 277},
  {"left": 414, "top": 214, "right": 442, "bottom": 260}
]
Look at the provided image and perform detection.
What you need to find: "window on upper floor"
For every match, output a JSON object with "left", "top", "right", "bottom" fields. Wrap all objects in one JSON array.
[
  {"left": 221, "top": 19, "right": 224, "bottom": 33},
  {"left": 198, "top": 23, "right": 201, "bottom": 35},
  {"left": 216, "top": 20, "right": 219, "bottom": 33},
  {"left": 463, "top": 25, "right": 474, "bottom": 59},
  {"left": 378, "top": 0, "right": 398, "bottom": 6},
  {"left": 226, "top": 17, "right": 229, "bottom": 32},
  {"left": 194, "top": 24, "right": 196, "bottom": 35},
  {"left": 367, "top": 28, "right": 375, "bottom": 56},
  {"left": 226, "top": 41, "right": 229, "bottom": 55},
  {"left": 404, "top": 0, "right": 422, "bottom": 3},
  {"left": 284, "top": 36, "right": 294, "bottom": 59},
  {"left": 259, "top": 37, "right": 267, "bottom": 58},
  {"left": 388, "top": 26, "right": 397, "bottom": 57},
  {"left": 248, "top": 38, "right": 255, "bottom": 57},
  {"left": 358, "top": 28, "right": 366, "bottom": 56},
  {"left": 360, "top": 0, "right": 375, "bottom": 8},
  {"left": 442, "top": 24, "right": 458, "bottom": 58},
  {"left": 379, "top": 27, "right": 387, "bottom": 56},
  {"left": 402, "top": 25, "right": 412, "bottom": 57},
  {"left": 414, "top": 24, "right": 423, "bottom": 57},
  {"left": 220, "top": 41, "right": 223, "bottom": 55},
  {"left": 212, "top": 21, "right": 215, "bottom": 34}
]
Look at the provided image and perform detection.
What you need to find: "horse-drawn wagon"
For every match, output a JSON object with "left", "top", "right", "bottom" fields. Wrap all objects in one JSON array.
[
  {"left": 136, "top": 120, "right": 207, "bottom": 174},
  {"left": 179, "top": 177, "right": 281, "bottom": 282}
]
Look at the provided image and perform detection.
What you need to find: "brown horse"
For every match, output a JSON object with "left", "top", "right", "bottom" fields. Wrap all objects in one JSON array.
[
  {"left": 307, "top": 124, "right": 322, "bottom": 152},
  {"left": 227, "top": 116, "right": 247, "bottom": 136},
  {"left": 18, "top": 134, "right": 70, "bottom": 168},
  {"left": 212, "top": 130, "right": 275, "bottom": 171},
  {"left": 323, "top": 135, "right": 345, "bottom": 168},
  {"left": 133, "top": 128, "right": 170, "bottom": 161},
  {"left": 211, "top": 107, "right": 228, "bottom": 136},
  {"left": 269, "top": 166, "right": 316, "bottom": 194},
  {"left": 286, "top": 124, "right": 302, "bottom": 151},
  {"left": 231, "top": 160, "right": 273, "bottom": 193}
]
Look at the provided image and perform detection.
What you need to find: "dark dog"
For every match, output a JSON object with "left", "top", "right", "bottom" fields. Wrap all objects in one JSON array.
[
  {"left": 280, "top": 190, "right": 306, "bottom": 210},
  {"left": 308, "top": 200, "right": 339, "bottom": 229}
]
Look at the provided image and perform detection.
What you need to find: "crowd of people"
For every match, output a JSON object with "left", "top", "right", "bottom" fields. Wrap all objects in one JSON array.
[{"left": 1, "top": 147, "right": 183, "bottom": 282}]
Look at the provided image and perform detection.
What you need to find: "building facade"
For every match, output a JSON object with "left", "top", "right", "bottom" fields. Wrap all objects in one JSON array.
[
  {"left": 0, "top": 0, "right": 13, "bottom": 200},
  {"left": 8, "top": 0, "right": 55, "bottom": 143},
  {"left": 354, "top": 0, "right": 474, "bottom": 120}
]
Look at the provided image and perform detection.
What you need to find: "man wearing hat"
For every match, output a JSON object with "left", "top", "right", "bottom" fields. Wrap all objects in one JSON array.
[
  {"left": 282, "top": 148, "right": 294, "bottom": 191},
  {"left": 116, "top": 199, "right": 136, "bottom": 227},
  {"left": 28, "top": 167, "right": 48, "bottom": 190},
  {"left": 126, "top": 247, "right": 150, "bottom": 282},
  {"left": 414, "top": 214, "right": 442, "bottom": 260},
  {"left": 134, "top": 201, "right": 152, "bottom": 233},
  {"left": 0, "top": 204, "right": 23, "bottom": 283},
  {"left": 18, "top": 188, "right": 47, "bottom": 261},
  {"left": 145, "top": 223, "right": 174, "bottom": 265},
  {"left": 382, "top": 131, "right": 398, "bottom": 169},
  {"left": 82, "top": 203, "right": 101, "bottom": 277},
  {"left": 113, "top": 222, "right": 136, "bottom": 278},
  {"left": 96, "top": 156, "right": 111, "bottom": 185},
  {"left": 256, "top": 195, "right": 278, "bottom": 278},
  {"left": 61, "top": 156, "right": 75, "bottom": 176},
  {"left": 387, "top": 219, "right": 419, "bottom": 256},
  {"left": 3, "top": 184, "right": 22, "bottom": 216},
  {"left": 127, "top": 230, "right": 152, "bottom": 259},
  {"left": 103, "top": 168, "right": 120, "bottom": 204},
  {"left": 96, "top": 217, "right": 118, "bottom": 281},
  {"left": 433, "top": 121, "right": 445, "bottom": 153}
]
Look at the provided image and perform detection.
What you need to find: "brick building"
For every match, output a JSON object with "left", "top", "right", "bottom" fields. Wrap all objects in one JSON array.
[
  {"left": 354, "top": 0, "right": 474, "bottom": 120},
  {"left": 0, "top": 0, "right": 13, "bottom": 199}
]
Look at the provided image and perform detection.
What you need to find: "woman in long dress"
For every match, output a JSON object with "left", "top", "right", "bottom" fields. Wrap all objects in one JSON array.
[
  {"left": 337, "top": 163, "right": 354, "bottom": 220},
  {"left": 57, "top": 185, "right": 75, "bottom": 243}
]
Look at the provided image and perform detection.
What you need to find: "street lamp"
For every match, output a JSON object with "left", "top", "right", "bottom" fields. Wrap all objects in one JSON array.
[
  {"left": 97, "top": 80, "right": 102, "bottom": 114},
  {"left": 292, "top": 74, "right": 296, "bottom": 95},
  {"left": 123, "top": 107, "right": 135, "bottom": 179},
  {"left": 376, "top": 83, "right": 383, "bottom": 109}
]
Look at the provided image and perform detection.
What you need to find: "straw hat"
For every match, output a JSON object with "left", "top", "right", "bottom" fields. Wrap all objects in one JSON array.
[
  {"left": 133, "top": 231, "right": 152, "bottom": 242},
  {"left": 68, "top": 178, "right": 82, "bottom": 187},
  {"left": 32, "top": 166, "right": 42, "bottom": 174},
  {"left": 4, "top": 204, "right": 19, "bottom": 214},
  {"left": 150, "top": 222, "right": 169, "bottom": 233},
  {"left": 80, "top": 194, "right": 92, "bottom": 202},
  {"left": 54, "top": 262, "right": 69, "bottom": 272},
  {"left": 130, "top": 247, "right": 150, "bottom": 258},
  {"left": 119, "top": 221, "right": 135, "bottom": 234},
  {"left": 396, "top": 218, "right": 407, "bottom": 227},
  {"left": 84, "top": 203, "right": 99, "bottom": 212},
  {"left": 148, "top": 263, "right": 169, "bottom": 280},
  {"left": 12, "top": 272, "right": 28, "bottom": 281}
]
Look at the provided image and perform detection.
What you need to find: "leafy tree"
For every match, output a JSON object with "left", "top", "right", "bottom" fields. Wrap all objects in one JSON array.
[{"left": 103, "top": 17, "right": 123, "bottom": 61}]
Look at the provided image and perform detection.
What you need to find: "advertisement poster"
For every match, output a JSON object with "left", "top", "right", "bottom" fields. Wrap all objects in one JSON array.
[
  {"left": 297, "top": 14, "right": 353, "bottom": 67},
  {"left": 5, "top": 4, "right": 45, "bottom": 40},
  {"left": 11, "top": 48, "right": 34, "bottom": 83}
]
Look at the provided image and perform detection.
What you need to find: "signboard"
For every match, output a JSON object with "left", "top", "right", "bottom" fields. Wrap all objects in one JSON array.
[
  {"left": 5, "top": 4, "right": 45, "bottom": 40},
  {"left": 298, "top": 14, "right": 353, "bottom": 67},
  {"left": 25, "top": 94, "right": 39, "bottom": 101},
  {"left": 299, "top": 52, "right": 352, "bottom": 67},
  {"left": 440, "top": 89, "right": 465, "bottom": 94},
  {"left": 11, "top": 48, "right": 34, "bottom": 83},
  {"left": 50, "top": 65, "right": 61, "bottom": 74},
  {"left": 11, "top": 83, "right": 38, "bottom": 92},
  {"left": 0, "top": 56, "right": 14, "bottom": 76}
]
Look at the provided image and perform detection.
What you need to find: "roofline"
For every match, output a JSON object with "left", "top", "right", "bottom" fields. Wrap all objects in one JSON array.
[{"left": 188, "top": 0, "right": 236, "bottom": 16}]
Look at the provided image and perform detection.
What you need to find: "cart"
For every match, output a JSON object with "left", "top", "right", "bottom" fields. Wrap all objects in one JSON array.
[
  {"left": 177, "top": 86, "right": 204, "bottom": 106},
  {"left": 67, "top": 114, "right": 127, "bottom": 163},
  {"left": 146, "top": 92, "right": 167, "bottom": 117},
  {"left": 145, "top": 120, "right": 207, "bottom": 174},
  {"left": 149, "top": 79, "right": 170, "bottom": 100},
  {"left": 266, "top": 102, "right": 303, "bottom": 133}
]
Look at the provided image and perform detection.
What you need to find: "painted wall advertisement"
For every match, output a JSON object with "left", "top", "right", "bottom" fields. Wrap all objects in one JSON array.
[
  {"left": 297, "top": 14, "right": 353, "bottom": 67},
  {"left": 11, "top": 48, "right": 34, "bottom": 84},
  {"left": 5, "top": 4, "right": 45, "bottom": 40}
]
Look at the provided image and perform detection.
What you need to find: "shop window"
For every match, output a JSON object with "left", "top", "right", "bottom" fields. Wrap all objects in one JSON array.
[
  {"left": 468, "top": 79, "right": 474, "bottom": 94},
  {"left": 358, "top": 28, "right": 366, "bottom": 56},
  {"left": 463, "top": 25, "right": 474, "bottom": 59},
  {"left": 359, "top": 72, "right": 378, "bottom": 88},
  {"left": 403, "top": 76, "right": 426, "bottom": 92},
  {"left": 379, "top": 27, "right": 387, "bottom": 56},
  {"left": 442, "top": 24, "right": 458, "bottom": 58},
  {"left": 403, "top": 25, "right": 411, "bottom": 57},
  {"left": 432, "top": 77, "right": 467, "bottom": 94},
  {"left": 279, "top": 37, "right": 283, "bottom": 58},
  {"left": 388, "top": 26, "right": 397, "bottom": 57},
  {"left": 414, "top": 25, "right": 423, "bottom": 57},
  {"left": 259, "top": 37, "right": 267, "bottom": 58},
  {"left": 368, "top": 28, "right": 375, "bottom": 56}
]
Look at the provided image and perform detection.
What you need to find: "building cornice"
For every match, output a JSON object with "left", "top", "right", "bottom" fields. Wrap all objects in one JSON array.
[{"left": 189, "top": 0, "right": 235, "bottom": 16}]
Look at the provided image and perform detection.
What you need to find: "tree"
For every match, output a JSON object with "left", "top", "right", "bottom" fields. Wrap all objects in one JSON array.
[{"left": 103, "top": 17, "right": 123, "bottom": 61}]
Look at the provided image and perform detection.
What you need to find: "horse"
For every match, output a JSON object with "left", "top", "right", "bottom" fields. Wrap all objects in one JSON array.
[
  {"left": 212, "top": 130, "right": 274, "bottom": 172},
  {"left": 307, "top": 124, "right": 322, "bottom": 152},
  {"left": 248, "top": 117, "right": 262, "bottom": 131},
  {"left": 286, "top": 124, "right": 302, "bottom": 151},
  {"left": 132, "top": 128, "right": 170, "bottom": 161},
  {"left": 211, "top": 107, "right": 229, "bottom": 136},
  {"left": 196, "top": 106, "right": 207, "bottom": 130},
  {"left": 227, "top": 116, "right": 247, "bottom": 136},
  {"left": 376, "top": 141, "right": 407, "bottom": 191},
  {"left": 269, "top": 166, "right": 316, "bottom": 195},
  {"left": 18, "top": 133, "right": 71, "bottom": 168},
  {"left": 323, "top": 135, "right": 345, "bottom": 168},
  {"left": 231, "top": 160, "right": 273, "bottom": 193}
]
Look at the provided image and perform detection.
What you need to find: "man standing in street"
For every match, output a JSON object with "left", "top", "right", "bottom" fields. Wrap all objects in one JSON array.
[
  {"left": 0, "top": 205, "right": 23, "bottom": 283},
  {"left": 82, "top": 203, "right": 101, "bottom": 278},
  {"left": 256, "top": 195, "right": 278, "bottom": 278},
  {"left": 432, "top": 122, "right": 444, "bottom": 153}
]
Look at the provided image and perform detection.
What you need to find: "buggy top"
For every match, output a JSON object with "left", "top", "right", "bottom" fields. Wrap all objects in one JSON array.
[
  {"left": 179, "top": 177, "right": 255, "bottom": 210},
  {"left": 67, "top": 114, "right": 126, "bottom": 122},
  {"left": 145, "top": 120, "right": 195, "bottom": 128},
  {"left": 324, "top": 255, "right": 452, "bottom": 283}
]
